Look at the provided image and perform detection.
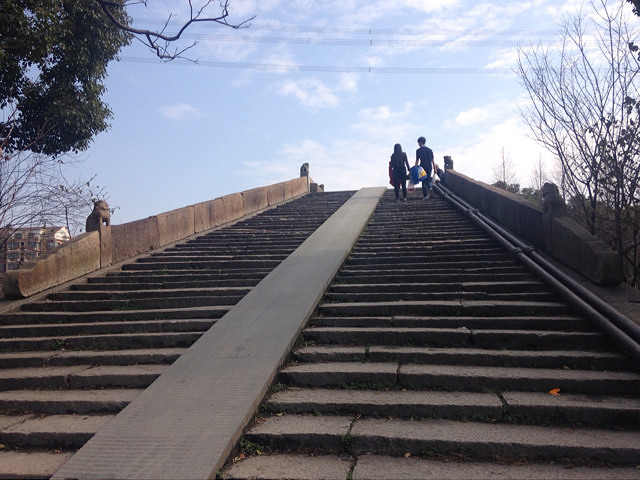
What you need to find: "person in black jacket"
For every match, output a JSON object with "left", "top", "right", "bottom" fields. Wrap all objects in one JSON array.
[
  {"left": 415, "top": 136, "right": 436, "bottom": 199},
  {"left": 390, "top": 143, "right": 411, "bottom": 201}
]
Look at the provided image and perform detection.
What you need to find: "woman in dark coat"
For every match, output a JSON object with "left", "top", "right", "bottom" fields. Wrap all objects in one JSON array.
[{"left": 390, "top": 143, "right": 410, "bottom": 201}]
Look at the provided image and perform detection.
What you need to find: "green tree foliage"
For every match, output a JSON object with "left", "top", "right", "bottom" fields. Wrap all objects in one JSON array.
[
  {"left": 0, "top": 0, "right": 132, "bottom": 157},
  {"left": 491, "top": 181, "right": 521, "bottom": 195}
]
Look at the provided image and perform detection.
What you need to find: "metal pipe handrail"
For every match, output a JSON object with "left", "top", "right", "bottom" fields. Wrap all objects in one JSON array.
[{"left": 434, "top": 182, "right": 640, "bottom": 363}]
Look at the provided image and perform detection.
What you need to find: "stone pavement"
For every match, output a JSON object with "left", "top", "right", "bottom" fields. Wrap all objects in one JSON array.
[
  {"left": 220, "top": 189, "right": 640, "bottom": 480},
  {"left": 52, "top": 187, "right": 386, "bottom": 479}
]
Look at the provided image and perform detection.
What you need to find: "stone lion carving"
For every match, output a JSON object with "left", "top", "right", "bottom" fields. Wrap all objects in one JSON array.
[
  {"left": 541, "top": 182, "right": 566, "bottom": 216},
  {"left": 300, "top": 162, "right": 309, "bottom": 177},
  {"left": 86, "top": 200, "right": 111, "bottom": 232}
]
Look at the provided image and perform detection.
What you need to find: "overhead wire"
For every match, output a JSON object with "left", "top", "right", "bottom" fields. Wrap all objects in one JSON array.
[
  {"left": 120, "top": 21, "right": 550, "bottom": 74},
  {"left": 119, "top": 56, "right": 513, "bottom": 75}
]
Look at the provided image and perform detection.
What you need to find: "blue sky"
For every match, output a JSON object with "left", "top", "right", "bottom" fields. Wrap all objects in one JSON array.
[{"left": 74, "top": 0, "right": 635, "bottom": 224}]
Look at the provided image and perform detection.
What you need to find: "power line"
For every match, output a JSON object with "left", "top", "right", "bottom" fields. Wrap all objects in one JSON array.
[
  {"left": 120, "top": 56, "right": 514, "bottom": 75},
  {"left": 132, "top": 18, "right": 557, "bottom": 39}
]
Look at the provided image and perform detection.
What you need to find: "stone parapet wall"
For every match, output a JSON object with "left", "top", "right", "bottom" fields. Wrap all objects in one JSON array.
[
  {"left": 3, "top": 176, "right": 314, "bottom": 298},
  {"left": 2, "top": 231, "right": 101, "bottom": 298},
  {"left": 443, "top": 170, "right": 625, "bottom": 285},
  {"left": 112, "top": 176, "right": 311, "bottom": 264}
]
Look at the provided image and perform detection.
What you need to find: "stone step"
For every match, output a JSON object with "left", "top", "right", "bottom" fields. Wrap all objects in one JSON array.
[
  {"left": 265, "top": 388, "right": 640, "bottom": 427},
  {"left": 308, "top": 315, "right": 591, "bottom": 331},
  {"left": 244, "top": 415, "right": 640, "bottom": 465},
  {"left": 293, "top": 346, "right": 627, "bottom": 370},
  {"left": 136, "top": 253, "right": 288, "bottom": 263},
  {"left": 0, "top": 318, "right": 213, "bottom": 338},
  {"left": 278, "top": 362, "right": 640, "bottom": 395},
  {"left": 327, "top": 281, "right": 549, "bottom": 294},
  {"left": 0, "top": 348, "right": 185, "bottom": 369},
  {"left": 0, "top": 331, "right": 202, "bottom": 352},
  {"left": 0, "top": 413, "right": 114, "bottom": 449},
  {"left": 72, "top": 278, "right": 258, "bottom": 291},
  {"left": 99, "top": 269, "right": 271, "bottom": 281},
  {"left": 336, "top": 266, "right": 531, "bottom": 280},
  {"left": 220, "top": 453, "right": 640, "bottom": 480},
  {"left": 156, "top": 248, "right": 296, "bottom": 256},
  {"left": 0, "top": 389, "right": 142, "bottom": 414},
  {"left": 302, "top": 326, "right": 608, "bottom": 350},
  {"left": 353, "top": 240, "right": 499, "bottom": 251},
  {"left": 343, "top": 259, "right": 520, "bottom": 270},
  {"left": 0, "top": 364, "right": 167, "bottom": 391},
  {"left": 345, "top": 252, "right": 515, "bottom": 265},
  {"left": 181, "top": 237, "right": 307, "bottom": 246},
  {"left": 21, "top": 294, "right": 243, "bottom": 312},
  {"left": 0, "top": 451, "right": 74, "bottom": 480},
  {"left": 335, "top": 272, "right": 537, "bottom": 284},
  {"left": 324, "top": 291, "right": 560, "bottom": 302},
  {"left": 120, "top": 259, "right": 282, "bottom": 271},
  {"left": 48, "top": 286, "right": 250, "bottom": 301},
  {"left": 317, "top": 300, "right": 574, "bottom": 317},
  {"left": 0, "top": 305, "right": 230, "bottom": 324},
  {"left": 225, "top": 191, "right": 640, "bottom": 478},
  {"left": 0, "top": 191, "right": 358, "bottom": 476}
]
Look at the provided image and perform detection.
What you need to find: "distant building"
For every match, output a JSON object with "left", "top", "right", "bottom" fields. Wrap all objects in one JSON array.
[{"left": 0, "top": 226, "right": 71, "bottom": 272}]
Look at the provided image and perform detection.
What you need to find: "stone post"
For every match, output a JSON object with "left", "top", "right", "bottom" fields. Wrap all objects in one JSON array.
[
  {"left": 300, "top": 162, "right": 310, "bottom": 192},
  {"left": 444, "top": 155, "right": 454, "bottom": 171},
  {"left": 86, "top": 200, "right": 113, "bottom": 268}
]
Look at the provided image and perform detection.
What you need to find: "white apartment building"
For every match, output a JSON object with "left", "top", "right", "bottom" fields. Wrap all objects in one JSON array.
[{"left": 1, "top": 226, "right": 71, "bottom": 272}]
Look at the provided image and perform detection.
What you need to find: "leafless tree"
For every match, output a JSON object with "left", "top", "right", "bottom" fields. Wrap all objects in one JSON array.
[
  {"left": 530, "top": 156, "right": 550, "bottom": 192},
  {"left": 0, "top": 106, "right": 108, "bottom": 255},
  {"left": 492, "top": 147, "right": 520, "bottom": 193},
  {"left": 94, "top": 0, "right": 255, "bottom": 60},
  {"left": 517, "top": 0, "right": 640, "bottom": 286}
]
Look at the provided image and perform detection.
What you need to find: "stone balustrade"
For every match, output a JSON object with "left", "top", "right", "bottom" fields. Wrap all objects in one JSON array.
[
  {"left": 442, "top": 169, "right": 624, "bottom": 286},
  {"left": 3, "top": 176, "right": 315, "bottom": 298}
]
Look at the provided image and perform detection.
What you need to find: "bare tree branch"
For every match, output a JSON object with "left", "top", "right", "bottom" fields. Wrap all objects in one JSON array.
[
  {"left": 93, "top": 0, "right": 255, "bottom": 60},
  {"left": 516, "top": 0, "right": 640, "bottom": 286}
]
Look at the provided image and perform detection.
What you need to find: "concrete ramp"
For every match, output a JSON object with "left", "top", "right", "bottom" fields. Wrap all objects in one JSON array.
[{"left": 53, "top": 187, "right": 385, "bottom": 480}]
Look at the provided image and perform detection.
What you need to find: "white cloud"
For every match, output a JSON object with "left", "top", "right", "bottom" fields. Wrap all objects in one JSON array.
[
  {"left": 455, "top": 107, "right": 491, "bottom": 126},
  {"left": 447, "top": 116, "right": 555, "bottom": 187},
  {"left": 242, "top": 103, "right": 425, "bottom": 192},
  {"left": 158, "top": 103, "right": 204, "bottom": 121},
  {"left": 275, "top": 74, "right": 361, "bottom": 109},
  {"left": 400, "top": 0, "right": 462, "bottom": 13},
  {"left": 276, "top": 78, "right": 340, "bottom": 109}
]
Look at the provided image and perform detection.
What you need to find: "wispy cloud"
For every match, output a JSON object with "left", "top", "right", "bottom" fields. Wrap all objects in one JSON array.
[
  {"left": 276, "top": 78, "right": 340, "bottom": 109},
  {"left": 275, "top": 73, "right": 361, "bottom": 109},
  {"left": 158, "top": 103, "right": 204, "bottom": 121},
  {"left": 455, "top": 107, "right": 491, "bottom": 126}
]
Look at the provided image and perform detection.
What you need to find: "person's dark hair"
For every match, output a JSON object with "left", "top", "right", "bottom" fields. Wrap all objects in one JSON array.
[
  {"left": 393, "top": 143, "right": 403, "bottom": 155},
  {"left": 417, "top": 136, "right": 426, "bottom": 144}
]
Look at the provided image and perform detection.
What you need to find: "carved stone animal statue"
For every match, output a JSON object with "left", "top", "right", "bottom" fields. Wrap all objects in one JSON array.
[
  {"left": 541, "top": 182, "right": 567, "bottom": 217},
  {"left": 86, "top": 200, "right": 111, "bottom": 232},
  {"left": 300, "top": 162, "right": 309, "bottom": 177}
]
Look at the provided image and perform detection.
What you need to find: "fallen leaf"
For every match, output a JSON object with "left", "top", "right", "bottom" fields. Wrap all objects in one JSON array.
[
  {"left": 548, "top": 388, "right": 561, "bottom": 396},
  {"left": 404, "top": 452, "right": 411, "bottom": 458}
]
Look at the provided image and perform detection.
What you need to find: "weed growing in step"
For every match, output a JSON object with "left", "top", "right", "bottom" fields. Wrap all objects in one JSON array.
[{"left": 340, "top": 433, "right": 353, "bottom": 452}]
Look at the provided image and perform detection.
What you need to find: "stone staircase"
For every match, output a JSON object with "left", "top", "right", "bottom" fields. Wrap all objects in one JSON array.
[
  {"left": 0, "top": 191, "right": 355, "bottom": 479},
  {"left": 222, "top": 190, "right": 640, "bottom": 479}
]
